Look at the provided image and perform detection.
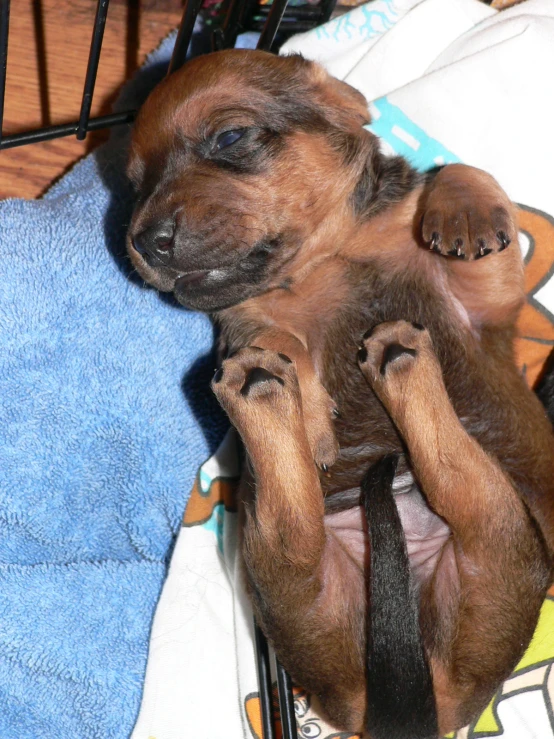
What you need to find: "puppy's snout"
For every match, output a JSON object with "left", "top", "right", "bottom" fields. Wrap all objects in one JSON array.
[{"left": 132, "top": 221, "right": 175, "bottom": 261}]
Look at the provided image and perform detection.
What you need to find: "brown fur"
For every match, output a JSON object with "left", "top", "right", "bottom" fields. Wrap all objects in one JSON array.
[{"left": 127, "top": 49, "right": 554, "bottom": 736}]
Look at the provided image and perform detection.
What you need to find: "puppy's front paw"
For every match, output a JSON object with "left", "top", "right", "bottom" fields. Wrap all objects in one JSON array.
[{"left": 420, "top": 165, "right": 517, "bottom": 260}]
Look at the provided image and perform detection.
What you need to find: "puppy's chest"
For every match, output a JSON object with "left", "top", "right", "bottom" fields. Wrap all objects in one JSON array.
[
  {"left": 320, "top": 264, "right": 454, "bottom": 417},
  {"left": 316, "top": 264, "right": 467, "bottom": 496}
]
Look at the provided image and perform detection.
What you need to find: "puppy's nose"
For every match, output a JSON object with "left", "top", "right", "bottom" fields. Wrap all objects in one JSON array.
[{"left": 132, "top": 222, "right": 175, "bottom": 260}]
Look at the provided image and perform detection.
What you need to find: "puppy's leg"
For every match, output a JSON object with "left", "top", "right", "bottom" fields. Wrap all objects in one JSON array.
[
  {"left": 359, "top": 321, "right": 551, "bottom": 734},
  {"left": 228, "top": 328, "right": 339, "bottom": 469},
  {"left": 419, "top": 164, "right": 523, "bottom": 326},
  {"left": 212, "top": 347, "right": 366, "bottom": 732}
]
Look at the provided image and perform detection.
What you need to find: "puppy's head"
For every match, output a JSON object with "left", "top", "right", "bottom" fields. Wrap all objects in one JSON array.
[{"left": 127, "top": 49, "right": 373, "bottom": 311}]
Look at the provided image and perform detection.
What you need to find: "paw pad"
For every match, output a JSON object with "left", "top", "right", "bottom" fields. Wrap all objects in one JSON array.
[
  {"left": 240, "top": 367, "right": 284, "bottom": 396},
  {"left": 380, "top": 344, "right": 417, "bottom": 375}
]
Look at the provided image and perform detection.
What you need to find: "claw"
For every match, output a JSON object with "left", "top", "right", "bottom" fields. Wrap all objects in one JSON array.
[
  {"left": 429, "top": 232, "right": 441, "bottom": 253},
  {"left": 475, "top": 246, "right": 493, "bottom": 260},
  {"left": 454, "top": 238, "right": 464, "bottom": 258},
  {"left": 497, "top": 231, "right": 511, "bottom": 250}
]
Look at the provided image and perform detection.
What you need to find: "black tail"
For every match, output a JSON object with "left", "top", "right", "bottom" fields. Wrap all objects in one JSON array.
[{"left": 362, "top": 455, "right": 438, "bottom": 739}]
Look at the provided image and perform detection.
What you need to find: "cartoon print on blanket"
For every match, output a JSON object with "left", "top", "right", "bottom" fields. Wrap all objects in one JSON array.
[
  {"left": 448, "top": 595, "right": 554, "bottom": 739},
  {"left": 312, "top": 0, "right": 402, "bottom": 43},
  {"left": 515, "top": 205, "right": 554, "bottom": 386},
  {"left": 367, "top": 96, "right": 461, "bottom": 170},
  {"left": 245, "top": 687, "right": 358, "bottom": 739}
]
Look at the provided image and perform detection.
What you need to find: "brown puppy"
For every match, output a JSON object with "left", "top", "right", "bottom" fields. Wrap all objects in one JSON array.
[{"left": 126, "top": 49, "right": 554, "bottom": 738}]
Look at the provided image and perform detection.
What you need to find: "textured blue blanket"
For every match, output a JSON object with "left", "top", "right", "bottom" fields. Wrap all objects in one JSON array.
[{"left": 0, "top": 35, "right": 227, "bottom": 737}]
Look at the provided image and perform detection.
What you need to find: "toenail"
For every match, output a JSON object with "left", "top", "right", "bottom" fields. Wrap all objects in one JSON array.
[{"left": 497, "top": 231, "right": 511, "bottom": 250}]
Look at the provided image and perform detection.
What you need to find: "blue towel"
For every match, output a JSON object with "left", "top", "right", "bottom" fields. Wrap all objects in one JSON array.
[{"left": 0, "top": 34, "right": 228, "bottom": 737}]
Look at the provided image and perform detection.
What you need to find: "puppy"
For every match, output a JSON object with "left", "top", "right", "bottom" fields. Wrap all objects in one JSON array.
[{"left": 126, "top": 49, "right": 554, "bottom": 738}]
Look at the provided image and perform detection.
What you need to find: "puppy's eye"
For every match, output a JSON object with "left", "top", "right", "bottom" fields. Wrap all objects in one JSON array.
[{"left": 215, "top": 129, "right": 244, "bottom": 151}]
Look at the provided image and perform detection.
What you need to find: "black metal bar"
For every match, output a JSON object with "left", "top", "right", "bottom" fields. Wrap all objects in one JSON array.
[
  {"left": 168, "top": 0, "right": 204, "bottom": 76},
  {"left": 218, "top": 0, "right": 249, "bottom": 50},
  {"left": 319, "top": 0, "right": 338, "bottom": 25},
  {"left": 255, "top": 5, "right": 321, "bottom": 21},
  {"left": 77, "top": 0, "right": 111, "bottom": 140},
  {"left": 0, "top": 0, "right": 333, "bottom": 157},
  {"left": 251, "top": 19, "right": 323, "bottom": 33},
  {"left": 33, "top": 0, "right": 50, "bottom": 127},
  {"left": 236, "top": 0, "right": 259, "bottom": 38},
  {"left": 256, "top": 0, "right": 290, "bottom": 52},
  {"left": 0, "top": 0, "right": 10, "bottom": 146},
  {"left": 0, "top": 111, "right": 135, "bottom": 150},
  {"left": 254, "top": 623, "right": 276, "bottom": 739},
  {"left": 276, "top": 658, "right": 297, "bottom": 739},
  {"left": 211, "top": 27, "right": 226, "bottom": 53}
]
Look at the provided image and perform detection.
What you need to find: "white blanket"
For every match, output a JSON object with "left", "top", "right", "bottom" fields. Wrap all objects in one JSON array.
[{"left": 132, "top": 2, "right": 554, "bottom": 738}]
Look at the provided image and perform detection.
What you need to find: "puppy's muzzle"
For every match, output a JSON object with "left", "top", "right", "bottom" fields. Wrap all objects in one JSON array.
[{"left": 132, "top": 220, "right": 175, "bottom": 266}]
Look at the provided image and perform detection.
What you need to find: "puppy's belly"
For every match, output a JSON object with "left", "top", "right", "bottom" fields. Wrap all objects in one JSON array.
[{"left": 324, "top": 475, "right": 452, "bottom": 588}]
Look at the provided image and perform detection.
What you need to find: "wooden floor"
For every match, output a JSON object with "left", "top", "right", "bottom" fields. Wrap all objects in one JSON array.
[{"left": 0, "top": 0, "right": 184, "bottom": 199}]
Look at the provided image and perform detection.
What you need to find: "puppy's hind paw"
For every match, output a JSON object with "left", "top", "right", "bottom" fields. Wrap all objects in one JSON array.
[
  {"left": 302, "top": 383, "right": 340, "bottom": 471},
  {"left": 211, "top": 347, "right": 307, "bottom": 450},
  {"left": 212, "top": 347, "right": 298, "bottom": 407},
  {"left": 357, "top": 320, "right": 434, "bottom": 395}
]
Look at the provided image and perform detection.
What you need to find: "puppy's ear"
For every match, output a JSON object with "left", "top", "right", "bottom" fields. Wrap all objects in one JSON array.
[{"left": 308, "top": 63, "right": 371, "bottom": 132}]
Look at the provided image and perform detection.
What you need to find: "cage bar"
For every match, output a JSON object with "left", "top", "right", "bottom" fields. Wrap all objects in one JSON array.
[
  {"left": 276, "top": 657, "right": 297, "bottom": 739},
  {"left": 0, "top": 111, "right": 135, "bottom": 150},
  {"left": 256, "top": 0, "right": 290, "bottom": 52},
  {"left": 216, "top": 0, "right": 249, "bottom": 51},
  {"left": 0, "top": 0, "right": 10, "bottom": 145},
  {"left": 254, "top": 622, "right": 276, "bottom": 739},
  {"left": 0, "top": 0, "right": 333, "bottom": 148},
  {"left": 168, "top": 0, "right": 204, "bottom": 75},
  {"left": 77, "top": 0, "right": 111, "bottom": 140},
  {"left": 319, "top": 0, "right": 338, "bottom": 25},
  {"left": 256, "top": 5, "right": 321, "bottom": 20}
]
